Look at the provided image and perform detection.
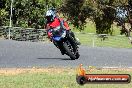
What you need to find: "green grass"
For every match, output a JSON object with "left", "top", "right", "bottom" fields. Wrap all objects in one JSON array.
[
  {"left": 72, "top": 21, "right": 121, "bottom": 35},
  {"left": 75, "top": 33, "right": 132, "bottom": 48},
  {"left": 72, "top": 21, "right": 96, "bottom": 33},
  {"left": 0, "top": 68, "right": 132, "bottom": 88},
  {"left": 70, "top": 21, "right": 132, "bottom": 48}
]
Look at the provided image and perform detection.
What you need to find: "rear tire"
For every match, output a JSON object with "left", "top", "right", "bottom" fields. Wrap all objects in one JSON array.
[{"left": 63, "top": 41, "right": 76, "bottom": 60}]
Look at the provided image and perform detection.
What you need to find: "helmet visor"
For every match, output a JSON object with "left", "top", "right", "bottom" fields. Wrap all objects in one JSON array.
[{"left": 46, "top": 15, "right": 53, "bottom": 22}]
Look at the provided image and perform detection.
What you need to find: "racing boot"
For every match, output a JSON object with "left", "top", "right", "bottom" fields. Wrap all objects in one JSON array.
[{"left": 75, "top": 37, "right": 81, "bottom": 45}]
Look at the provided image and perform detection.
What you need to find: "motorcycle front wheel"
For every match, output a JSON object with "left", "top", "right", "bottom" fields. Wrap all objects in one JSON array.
[{"left": 63, "top": 41, "right": 76, "bottom": 60}]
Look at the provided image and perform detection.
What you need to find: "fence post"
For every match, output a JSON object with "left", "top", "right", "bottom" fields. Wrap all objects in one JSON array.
[{"left": 9, "top": 0, "right": 13, "bottom": 40}]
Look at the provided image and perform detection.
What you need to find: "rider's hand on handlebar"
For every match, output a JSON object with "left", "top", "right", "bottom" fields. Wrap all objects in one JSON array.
[{"left": 47, "top": 29, "right": 53, "bottom": 41}]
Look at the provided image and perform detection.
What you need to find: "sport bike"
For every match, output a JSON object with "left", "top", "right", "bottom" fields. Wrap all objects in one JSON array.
[{"left": 48, "top": 26, "right": 80, "bottom": 60}]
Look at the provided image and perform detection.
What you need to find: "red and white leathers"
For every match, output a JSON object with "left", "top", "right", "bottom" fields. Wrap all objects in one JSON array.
[{"left": 45, "top": 17, "right": 70, "bottom": 39}]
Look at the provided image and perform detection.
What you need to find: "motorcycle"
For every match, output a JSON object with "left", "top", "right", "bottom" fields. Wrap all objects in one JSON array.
[{"left": 48, "top": 26, "right": 80, "bottom": 60}]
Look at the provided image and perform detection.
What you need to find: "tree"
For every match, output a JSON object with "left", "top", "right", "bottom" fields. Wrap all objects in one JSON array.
[
  {"left": 0, "top": 0, "right": 7, "bottom": 26},
  {"left": 61, "top": 0, "right": 132, "bottom": 35},
  {"left": 1, "top": 0, "right": 132, "bottom": 37},
  {"left": 0, "top": 0, "right": 62, "bottom": 28},
  {"left": 60, "top": 0, "right": 87, "bottom": 30},
  {"left": 92, "top": 0, "right": 116, "bottom": 34},
  {"left": 0, "top": 0, "right": 6, "bottom": 9}
]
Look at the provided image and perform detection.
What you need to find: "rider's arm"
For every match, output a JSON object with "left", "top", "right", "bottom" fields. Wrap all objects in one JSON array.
[
  {"left": 45, "top": 24, "right": 52, "bottom": 39},
  {"left": 59, "top": 18, "right": 70, "bottom": 30},
  {"left": 45, "top": 24, "right": 50, "bottom": 31},
  {"left": 63, "top": 21, "right": 70, "bottom": 30}
]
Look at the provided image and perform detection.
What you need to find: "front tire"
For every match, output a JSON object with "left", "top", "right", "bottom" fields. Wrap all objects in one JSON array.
[
  {"left": 75, "top": 51, "right": 80, "bottom": 59},
  {"left": 63, "top": 41, "right": 76, "bottom": 60}
]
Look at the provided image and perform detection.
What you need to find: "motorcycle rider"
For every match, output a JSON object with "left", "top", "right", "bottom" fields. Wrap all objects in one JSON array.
[{"left": 45, "top": 8, "right": 80, "bottom": 55}]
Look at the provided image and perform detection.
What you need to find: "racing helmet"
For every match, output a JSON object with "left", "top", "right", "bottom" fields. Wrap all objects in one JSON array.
[{"left": 46, "top": 9, "right": 56, "bottom": 22}]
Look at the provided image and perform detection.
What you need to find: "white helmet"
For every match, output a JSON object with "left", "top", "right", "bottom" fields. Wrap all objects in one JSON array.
[{"left": 46, "top": 9, "right": 56, "bottom": 22}]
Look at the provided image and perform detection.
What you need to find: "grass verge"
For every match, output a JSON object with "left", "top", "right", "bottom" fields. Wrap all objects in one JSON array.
[
  {"left": 75, "top": 33, "right": 132, "bottom": 48},
  {"left": 0, "top": 67, "right": 132, "bottom": 88},
  {"left": 71, "top": 21, "right": 132, "bottom": 48}
]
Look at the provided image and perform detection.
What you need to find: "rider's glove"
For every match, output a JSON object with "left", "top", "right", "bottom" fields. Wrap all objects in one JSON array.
[{"left": 47, "top": 29, "right": 53, "bottom": 40}]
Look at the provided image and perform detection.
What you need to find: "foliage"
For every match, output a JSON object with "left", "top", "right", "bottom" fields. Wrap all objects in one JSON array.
[
  {"left": 0, "top": 0, "right": 62, "bottom": 28},
  {"left": 0, "top": 0, "right": 132, "bottom": 35},
  {"left": 0, "top": 9, "right": 8, "bottom": 26},
  {"left": 61, "top": 0, "right": 132, "bottom": 35},
  {"left": 92, "top": 0, "right": 116, "bottom": 34},
  {"left": 60, "top": 0, "right": 86, "bottom": 30}
]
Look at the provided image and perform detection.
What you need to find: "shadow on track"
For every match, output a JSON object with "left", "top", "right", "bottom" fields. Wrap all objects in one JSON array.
[{"left": 37, "top": 58, "right": 72, "bottom": 60}]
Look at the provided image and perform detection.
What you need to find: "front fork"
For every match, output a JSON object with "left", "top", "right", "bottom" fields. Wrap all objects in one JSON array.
[
  {"left": 53, "top": 41, "right": 59, "bottom": 49},
  {"left": 53, "top": 40, "right": 65, "bottom": 52}
]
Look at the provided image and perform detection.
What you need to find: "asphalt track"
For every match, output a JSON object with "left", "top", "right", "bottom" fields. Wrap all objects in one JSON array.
[{"left": 0, "top": 40, "right": 132, "bottom": 68}]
